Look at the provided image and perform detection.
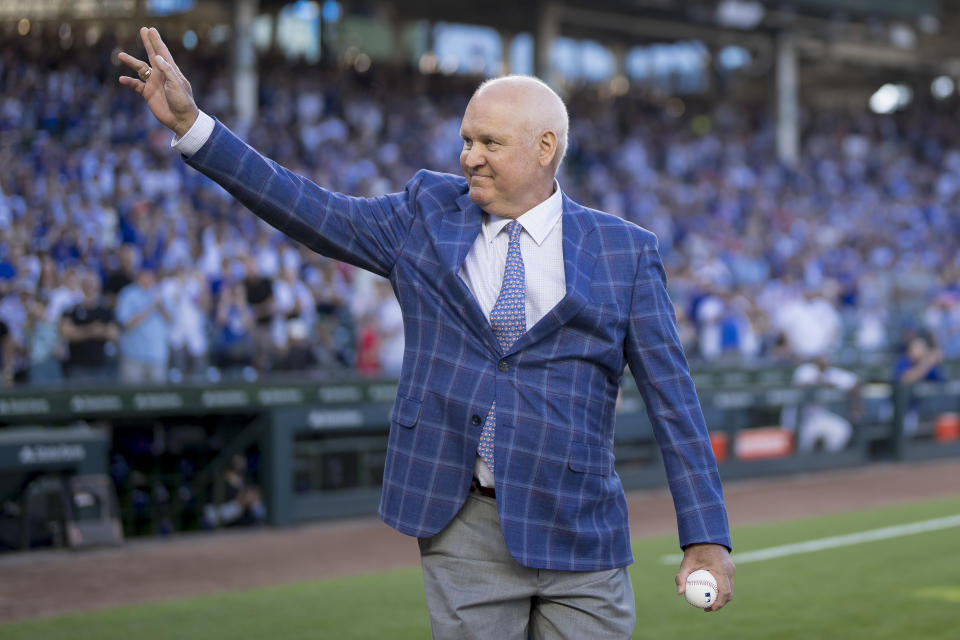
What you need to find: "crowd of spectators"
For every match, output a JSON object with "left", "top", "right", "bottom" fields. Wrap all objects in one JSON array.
[{"left": 1, "top": 32, "right": 958, "bottom": 387}]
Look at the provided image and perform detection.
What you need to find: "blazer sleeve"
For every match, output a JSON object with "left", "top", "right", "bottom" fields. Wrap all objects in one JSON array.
[
  {"left": 184, "top": 119, "right": 416, "bottom": 278},
  {"left": 624, "top": 231, "right": 732, "bottom": 551}
]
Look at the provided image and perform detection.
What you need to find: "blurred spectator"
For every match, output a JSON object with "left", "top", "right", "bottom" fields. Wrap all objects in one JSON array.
[
  {"left": 0, "top": 245, "right": 21, "bottom": 289},
  {"left": 116, "top": 268, "right": 169, "bottom": 383},
  {"left": 272, "top": 266, "right": 315, "bottom": 359},
  {"left": 103, "top": 245, "right": 138, "bottom": 305},
  {"left": 203, "top": 453, "right": 266, "bottom": 528},
  {"left": 922, "top": 291, "right": 960, "bottom": 359},
  {"left": 25, "top": 294, "right": 64, "bottom": 385},
  {"left": 274, "top": 318, "right": 319, "bottom": 371},
  {"left": 374, "top": 279, "right": 404, "bottom": 377},
  {"left": 308, "top": 259, "right": 355, "bottom": 368},
  {"left": 213, "top": 281, "right": 255, "bottom": 371},
  {"left": 855, "top": 301, "right": 889, "bottom": 353},
  {"left": 694, "top": 291, "right": 760, "bottom": 362},
  {"left": 355, "top": 315, "right": 381, "bottom": 377},
  {"left": 60, "top": 273, "right": 118, "bottom": 380},
  {"left": 674, "top": 303, "right": 697, "bottom": 356},
  {"left": 46, "top": 267, "right": 83, "bottom": 324},
  {"left": 162, "top": 265, "right": 210, "bottom": 379},
  {"left": 774, "top": 288, "right": 842, "bottom": 360},
  {"left": 894, "top": 331, "right": 945, "bottom": 385},
  {"left": 242, "top": 257, "right": 275, "bottom": 372},
  {"left": 694, "top": 294, "right": 725, "bottom": 360},
  {"left": 893, "top": 331, "right": 946, "bottom": 436},
  {"left": 0, "top": 281, "right": 32, "bottom": 381},
  {"left": 784, "top": 357, "right": 859, "bottom": 453}
]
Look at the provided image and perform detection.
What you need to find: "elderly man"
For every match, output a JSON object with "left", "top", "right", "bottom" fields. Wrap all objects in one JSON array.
[{"left": 119, "top": 28, "right": 734, "bottom": 638}]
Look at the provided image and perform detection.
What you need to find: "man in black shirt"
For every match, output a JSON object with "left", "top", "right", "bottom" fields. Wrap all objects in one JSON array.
[
  {"left": 102, "top": 245, "right": 138, "bottom": 306},
  {"left": 60, "top": 273, "right": 119, "bottom": 380},
  {"left": 242, "top": 257, "right": 274, "bottom": 372}
]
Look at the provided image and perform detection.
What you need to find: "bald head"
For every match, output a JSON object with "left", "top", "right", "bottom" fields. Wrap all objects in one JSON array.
[
  {"left": 459, "top": 76, "right": 569, "bottom": 217},
  {"left": 472, "top": 75, "right": 569, "bottom": 171}
]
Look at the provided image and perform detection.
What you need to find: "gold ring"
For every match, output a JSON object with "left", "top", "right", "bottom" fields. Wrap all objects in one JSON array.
[{"left": 141, "top": 67, "right": 152, "bottom": 80}]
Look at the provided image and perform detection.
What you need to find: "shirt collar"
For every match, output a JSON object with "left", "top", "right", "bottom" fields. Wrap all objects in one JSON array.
[{"left": 482, "top": 181, "right": 563, "bottom": 247}]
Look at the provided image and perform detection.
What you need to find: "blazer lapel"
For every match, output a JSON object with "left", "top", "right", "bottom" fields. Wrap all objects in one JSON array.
[
  {"left": 506, "top": 196, "right": 599, "bottom": 355},
  {"left": 435, "top": 193, "right": 502, "bottom": 354},
  {"left": 437, "top": 193, "right": 483, "bottom": 272}
]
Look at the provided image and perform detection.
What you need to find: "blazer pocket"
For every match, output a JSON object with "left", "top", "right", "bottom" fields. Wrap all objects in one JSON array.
[
  {"left": 391, "top": 395, "right": 422, "bottom": 428},
  {"left": 568, "top": 442, "right": 613, "bottom": 476}
]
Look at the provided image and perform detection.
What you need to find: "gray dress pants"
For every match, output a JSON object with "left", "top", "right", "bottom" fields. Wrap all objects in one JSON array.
[{"left": 418, "top": 490, "right": 636, "bottom": 640}]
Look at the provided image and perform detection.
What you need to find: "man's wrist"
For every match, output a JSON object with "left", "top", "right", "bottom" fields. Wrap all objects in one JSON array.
[
  {"left": 682, "top": 541, "right": 732, "bottom": 553},
  {"left": 174, "top": 109, "right": 200, "bottom": 139},
  {"left": 171, "top": 110, "right": 214, "bottom": 156}
]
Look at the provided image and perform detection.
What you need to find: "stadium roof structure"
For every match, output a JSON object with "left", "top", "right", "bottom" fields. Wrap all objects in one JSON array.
[
  {"left": 5, "top": 0, "right": 958, "bottom": 154},
  {"left": 186, "top": 1, "right": 960, "bottom": 98},
  {"left": 5, "top": 0, "right": 959, "bottom": 75},
  {"left": 284, "top": 0, "right": 960, "bottom": 119},
  {"left": 364, "top": 0, "right": 960, "bottom": 72}
]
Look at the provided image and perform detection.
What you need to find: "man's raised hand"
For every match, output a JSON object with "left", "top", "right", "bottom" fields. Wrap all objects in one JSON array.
[{"left": 118, "top": 27, "right": 199, "bottom": 138}]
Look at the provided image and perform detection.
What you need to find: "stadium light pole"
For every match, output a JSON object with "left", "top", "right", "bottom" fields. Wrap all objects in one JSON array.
[
  {"left": 776, "top": 33, "right": 799, "bottom": 167},
  {"left": 233, "top": 0, "right": 259, "bottom": 127},
  {"left": 535, "top": 1, "right": 559, "bottom": 86},
  {"left": 500, "top": 29, "right": 514, "bottom": 75}
]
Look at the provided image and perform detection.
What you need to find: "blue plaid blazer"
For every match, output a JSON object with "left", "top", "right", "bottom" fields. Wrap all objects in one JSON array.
[{"left": 186, "top": 121, "right": 731, "bottom": 571}]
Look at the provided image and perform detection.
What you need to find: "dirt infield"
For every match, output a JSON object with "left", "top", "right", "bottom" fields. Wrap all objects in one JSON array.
[{"left": 1, "top": 458, "right": 958, "bottom": 623}]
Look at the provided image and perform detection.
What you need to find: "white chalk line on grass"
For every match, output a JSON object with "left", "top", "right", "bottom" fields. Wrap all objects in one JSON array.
[{"left": 660, "top": 514, "right": 960, "bottom": 565}]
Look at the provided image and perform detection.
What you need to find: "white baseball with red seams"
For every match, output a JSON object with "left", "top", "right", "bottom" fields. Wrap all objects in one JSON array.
[{"left": 684, "top": 569, "right": 719, "bottom": 609}]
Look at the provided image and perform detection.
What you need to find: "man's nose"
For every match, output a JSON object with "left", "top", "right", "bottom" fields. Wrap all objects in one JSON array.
[{"left": 464, "top": 145, "right": 484, "bottom": 168}]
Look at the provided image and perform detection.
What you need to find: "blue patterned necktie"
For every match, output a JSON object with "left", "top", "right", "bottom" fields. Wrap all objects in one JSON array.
[{"left": 478, "top": 220, "right": 526, "bottom": 474}]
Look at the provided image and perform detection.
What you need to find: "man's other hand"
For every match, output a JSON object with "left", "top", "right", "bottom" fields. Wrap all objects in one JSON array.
[
  {"left": 118, "top": 27, "right": 199, "bottom": 138},
  {"left": 675, "top": 543, "right": 735, "bottom": 612}
]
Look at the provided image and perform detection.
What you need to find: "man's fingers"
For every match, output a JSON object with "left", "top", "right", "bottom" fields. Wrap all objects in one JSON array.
[
  {"left": 149, "top": 28, "right": 180, "bottom": 72},
  {"left": 707, "top": 591, "right": 730, "bottom": 612},
  {"left": 675, "top": 566, "right": 693, "bottom": 595},
  {"left": 118, "top": 75, "right": 144, "bottom": 93},
  {"left": 117, "top": 52, "right": 154, "bottom": 85},
  {"left": 145, "top": 29, "right": 195, "bottom": 98},
  {"left": 117, "top": 51, "right": 148, "bottom": 74},
  {"left": 153, "top": 55, "right": 177, "bottom": 86},
  {"left": 706, "top": 576, "right": 733, "bottom": 611},
  {"left": 140, "top": 27, "right": 157, "bottom": 61},
  {"left": 149, "top": 27, "right": 189, "bottom": 84},
  {"left": 721, "top": 570, "right": 734, "bottom": 603},
  {"left": 118, "top": 74, "right": 147, "bottom": 97}
]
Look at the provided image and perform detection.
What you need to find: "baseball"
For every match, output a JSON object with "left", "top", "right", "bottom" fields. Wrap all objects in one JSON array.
[{"left": 684, "top": 569, "right": 719, "bottom": 609}]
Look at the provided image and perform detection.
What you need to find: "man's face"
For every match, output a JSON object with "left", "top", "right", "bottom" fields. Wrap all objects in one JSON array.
[
  {"left": 908, "top": 338, "right": 929, "bottom": 362},
  {"left": 81, "top": 276, "right": 101, "bottom": 302},
  {"left": 138, "top": 270, "right": 156, "bottom": 290},
  {"left": 459, "top": 92, "right": 541, "bottom": 218}
]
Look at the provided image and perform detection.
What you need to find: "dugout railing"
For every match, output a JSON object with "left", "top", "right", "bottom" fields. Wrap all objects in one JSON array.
[{"left": 0, "top": 361, "right": 957, "bottom": 541}]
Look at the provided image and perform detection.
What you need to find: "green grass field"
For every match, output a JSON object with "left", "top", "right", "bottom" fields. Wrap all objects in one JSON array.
[{"left": 3, "top": 496, "right": 959, "bottom": 640}]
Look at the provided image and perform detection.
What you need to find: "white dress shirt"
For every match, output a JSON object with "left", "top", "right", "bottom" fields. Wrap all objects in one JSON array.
[
  {"left": 173, "top": 111, "right": 567, "bottom": 487},
  {"left": 460, "top": 187, "right": 565, "bottom": 486}
]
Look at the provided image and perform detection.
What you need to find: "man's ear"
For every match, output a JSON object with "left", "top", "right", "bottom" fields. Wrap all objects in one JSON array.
[{"left": 537, "top": 130, "right": 558, "bottom": 168}]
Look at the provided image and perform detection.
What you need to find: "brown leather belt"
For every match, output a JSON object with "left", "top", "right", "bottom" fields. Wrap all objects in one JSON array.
[{"left": 470, "top": 477, "right": 496, "bottom": 499}]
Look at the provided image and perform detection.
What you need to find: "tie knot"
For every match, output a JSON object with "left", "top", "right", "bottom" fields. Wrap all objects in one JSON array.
[{"left": 504, "top": 220, "right": 522, "bottom": 243}]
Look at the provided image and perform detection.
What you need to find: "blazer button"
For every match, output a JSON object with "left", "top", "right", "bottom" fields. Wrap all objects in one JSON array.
[
  {"left": 471, "top": 414, "right": 482, "bottom": 425},
  {"left": 498, "top": 360, "right": 509, "bottom": 372}
]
